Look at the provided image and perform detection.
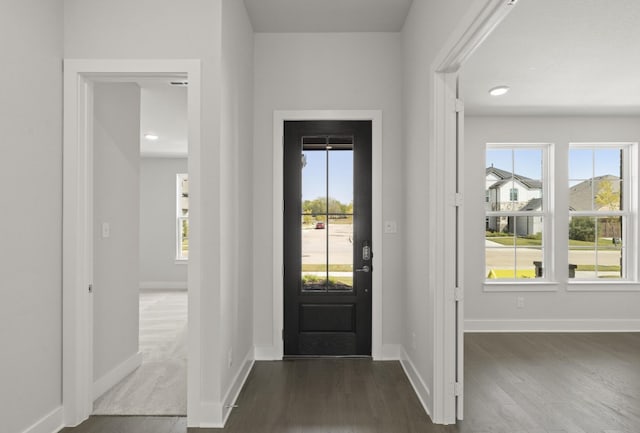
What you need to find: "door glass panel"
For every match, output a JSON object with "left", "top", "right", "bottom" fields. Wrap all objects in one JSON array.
[
  {"left": 328, "top": 222, "right": 353, "bottom": 290},
  {"left": 301, "top": 137, "right": 354, "bottom": 292}
]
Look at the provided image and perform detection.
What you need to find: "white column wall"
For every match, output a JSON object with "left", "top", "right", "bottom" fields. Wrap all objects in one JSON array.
[{"left": 0, "top": 2, "right": 63, "bottom": 433}]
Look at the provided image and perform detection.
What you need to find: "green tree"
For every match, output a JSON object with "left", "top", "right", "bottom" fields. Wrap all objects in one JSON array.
[
  {"left": 595, "top": 180, "right": 619, "bottom": 211},
  {"left": 569, "top": 217, "right": 595, "bottom": 242}
]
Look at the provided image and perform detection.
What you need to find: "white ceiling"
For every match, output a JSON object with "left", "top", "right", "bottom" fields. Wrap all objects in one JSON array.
[
  {"left": 139, "top": 80, "right": 187, "bottom": 158},
  {"left": 463, "top": 0, "right": 640, "bottom": 116},
  {"left": 243, "top": 0, "right": 413, "bottom": 32}
]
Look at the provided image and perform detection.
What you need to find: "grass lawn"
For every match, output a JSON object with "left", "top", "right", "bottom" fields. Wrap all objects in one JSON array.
[
  {"left": 487, "top": 236, "right": 620, "bottom": 249},
  {"left": 486, "top": 237, "right": 542, "bottom": 247},
  {"left": 575, "top": 264, "right": 620, "bottom": 272},
  {"left": 487, "top": 269, "right": 536, "bottom": 279}
]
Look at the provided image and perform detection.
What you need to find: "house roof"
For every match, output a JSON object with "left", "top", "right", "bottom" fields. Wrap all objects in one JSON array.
[
  {"left": 569, "top": 174, "right": 620, "bottom": 211},
  {"left": 486, "top": 166, "right": 542, "bottom": 190},
  {"left": 520, "top": 197, "right": 542, "bottom": 212}
]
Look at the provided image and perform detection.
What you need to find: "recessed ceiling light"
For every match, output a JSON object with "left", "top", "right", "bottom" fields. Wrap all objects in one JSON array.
[
  {"left": 144, "top": 133, "right": 159, "bottom": 141},
  {"left": 489, "top": 85, "right": 510, "bottom": 96}
]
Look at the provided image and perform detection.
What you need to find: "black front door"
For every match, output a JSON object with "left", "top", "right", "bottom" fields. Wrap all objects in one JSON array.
[{"left": 283, "top": 120, "right": 372, "bottom": 356}]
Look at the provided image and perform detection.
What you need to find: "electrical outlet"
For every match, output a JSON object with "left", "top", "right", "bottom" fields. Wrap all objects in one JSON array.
[{"left": 516, "top": 296, "right": 524, "bottom": 309}]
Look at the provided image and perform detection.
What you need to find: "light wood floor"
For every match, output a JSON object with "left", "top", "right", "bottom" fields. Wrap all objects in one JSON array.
[
  {"left": 92, "top": 291, "right": 187, "bottom": 415},
  {"left": 63, "top": 332, "right": 640, "bottom": 433}
]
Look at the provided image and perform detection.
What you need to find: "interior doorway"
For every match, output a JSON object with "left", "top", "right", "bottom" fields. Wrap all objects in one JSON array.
[
  {"left": 89, "top": 79, "right": 189, "bottom": 415},
  {"left": 62, "top": 59, "right": 202, "bottom": 427},
  {"left": 283, "top": 120, "right": 373, "bottom": 356}
]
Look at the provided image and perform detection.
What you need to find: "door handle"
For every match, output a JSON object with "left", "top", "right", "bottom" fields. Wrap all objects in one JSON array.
[{"left": 355, "top": 265, "right": 370, "bottom": 273}]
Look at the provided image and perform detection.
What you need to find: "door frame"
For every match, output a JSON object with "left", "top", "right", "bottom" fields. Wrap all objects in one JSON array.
[
  {"left": 272, "top": 111, "right": 383, "bottom": 360},
  {"left": 430, "top": 0, "right": 516, "bottom": 424},
  {"left": 62, "top": 59, "right": 202, "bottom": 426}
]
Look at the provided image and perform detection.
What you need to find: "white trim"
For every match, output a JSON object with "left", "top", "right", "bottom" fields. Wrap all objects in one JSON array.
[
  {"left": 93, "top": 351, "right": 143, "bottom": 400},
  {"left": 221, "top": 350, "right": 255, "bottom": 426},
  {"left": 196, "top": 349, "right": 255, "bottom": 428},
  {"left": 63, "top": 59, "right": 202, "bottom": 428},
  {"left": 430, "top": 0, "right": 517, "bottom": 425},
  {"left": 465, "top": 319, "right": 640, "bottom": 333},
  {"left": 139, "top": 281, "right": 188, "bottom": 290},
  {"left": 483, "top": 282, "right": 559, "bottom": 292},
  {"left": 272, "top": 110, "right": 383, "bottom": 360},
  {"left": 20, "top": 407, "right": 64, "bottom": 433},
  {"left": 399, "top": 347, "right": 432, "bottom": 419}
]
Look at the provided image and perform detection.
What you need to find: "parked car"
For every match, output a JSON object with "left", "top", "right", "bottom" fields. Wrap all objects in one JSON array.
[{"left": 315, "top": 221, "right": 325, "bottom": 229}]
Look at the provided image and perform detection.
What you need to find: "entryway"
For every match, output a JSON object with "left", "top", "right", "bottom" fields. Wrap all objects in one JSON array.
[{"left": 283, "top": 120, "right": 372, "bottom": 356}]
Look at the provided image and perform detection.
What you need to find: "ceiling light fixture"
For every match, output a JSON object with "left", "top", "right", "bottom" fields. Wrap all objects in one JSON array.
[
  {"left": 144, "top": 133, "right": 159, "bottom": 141},
  {"left": 489, "top": 85, "right": 510, "bottom": 96}
]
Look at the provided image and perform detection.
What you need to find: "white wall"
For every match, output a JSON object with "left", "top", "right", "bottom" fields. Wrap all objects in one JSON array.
[
  {"left": 139, "top": 158, "right": 188, "bottom": 288},
  {"left": 252, "top": 32, "right": 405, "bottom": 353},
  {"left": 64, "top": 0, "right": 226, "bottom": 420},
  {"left": 401, "top": 0, "right": 485, "bottom": 416},
  {"left": 219, "top": 0, "right": 255, "bottom": 415},
  {"left": 464, "top": 115, "right": 640, "bottom": 331},
  {"left": 93, "top": 83, "right": 141, "bottom": 381},
  {"left": 0, "top": 2, "right": 63, "bottom": 433}
]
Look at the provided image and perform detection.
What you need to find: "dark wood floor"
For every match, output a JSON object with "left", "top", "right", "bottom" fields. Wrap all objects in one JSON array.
[{"left": 61, "top": 333, "right": 640, "bottom": 433}]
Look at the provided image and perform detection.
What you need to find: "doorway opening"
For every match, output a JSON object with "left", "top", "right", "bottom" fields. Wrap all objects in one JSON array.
[
  {"left": 283, "top": 121, "right": 372, "bottom": 356},
  {"left": 62, "top": 59, "right": 202, "bottom": 427},
  {"left": 90, "top": 79, "right": 189, "bottom": 415}
]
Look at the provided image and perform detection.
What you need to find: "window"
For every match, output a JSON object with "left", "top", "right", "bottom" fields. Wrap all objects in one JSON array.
[
  {"left": 485, "top": 145, "right": 549, "bottom": 280},
  {"left": 509, "top": 188, "right": 518, "bottom": 201},
  {"left": 568, "top": 144, "right": 634, "bottom": 280},
  {"left": 177, "top": 173, "right": 189, "bottom": 260}
]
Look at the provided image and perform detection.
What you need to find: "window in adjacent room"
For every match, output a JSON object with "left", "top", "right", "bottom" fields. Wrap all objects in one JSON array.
[
  {"left": 485, "top": 145, "right": 549, "bottom": 281},
  {"left": 176, "top": 173, "right": 189, "bottom": 260},
  {"left": 568, "top": 144, "right": 635, "bottom": 280}
]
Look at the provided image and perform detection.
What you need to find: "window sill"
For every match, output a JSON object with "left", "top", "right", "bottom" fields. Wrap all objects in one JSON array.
[
  {"left": 483, "top": 282, "right": 559, "bottom": 292},
  {"left": 566, "top": 281, "right": 640, "bottom": 292},
  {"left": 175, "top": 259, "right": 188, "bottom": 265}
]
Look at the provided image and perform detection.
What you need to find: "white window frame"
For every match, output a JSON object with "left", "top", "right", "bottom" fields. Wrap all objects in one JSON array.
[
  {"left": 567, "top": 142, "right": 638, "bottom": 287},
  {"left": 484, "top": 143, "right": 554, "bottom": 289},
  {"left": 176, "top": 173, "right": 189, "bottom": 261}
]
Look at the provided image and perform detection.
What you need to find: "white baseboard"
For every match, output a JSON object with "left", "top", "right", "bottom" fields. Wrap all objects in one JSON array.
[
  {"left": 21, "top": 406, "right": 63, "bottom": 433},
  {"left": 198, "top": 349, "right": 255, "bottom": 428},
  {"left": 399, "top": 346, "right": 432, "bottom": 418},
  {"left": 465, "top": 319, "right": 640, "bottom": 333},
  {"left": 221, "top": 350, "right": 255, "bottom": 426},
  {"left": 93, "top": 351, "right": 143, "bottom": 400},
  {"left": 380, "top": 344, "right": 401, "bottom": 360},
  {"left": 139, "top": 281, "right": 187, "bottom": 290},
  {"left": 254, "top": 344, "right": 279, "bottom": 360}
]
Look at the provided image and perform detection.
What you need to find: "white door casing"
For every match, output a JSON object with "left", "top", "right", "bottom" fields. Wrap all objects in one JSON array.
[{"left": 62, "top": 59, "right": 202, "bottom": 427}]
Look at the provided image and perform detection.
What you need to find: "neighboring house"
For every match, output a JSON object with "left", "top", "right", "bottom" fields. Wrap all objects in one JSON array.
[
  {"left": 487, "top": 167, "right": 622, "bottom": 237},
  {"left": 569, "top": 174, "right": 620, "bottom": 211},
  {"left": 486, "top": 166, "right": 543, "bottom": 235}
]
